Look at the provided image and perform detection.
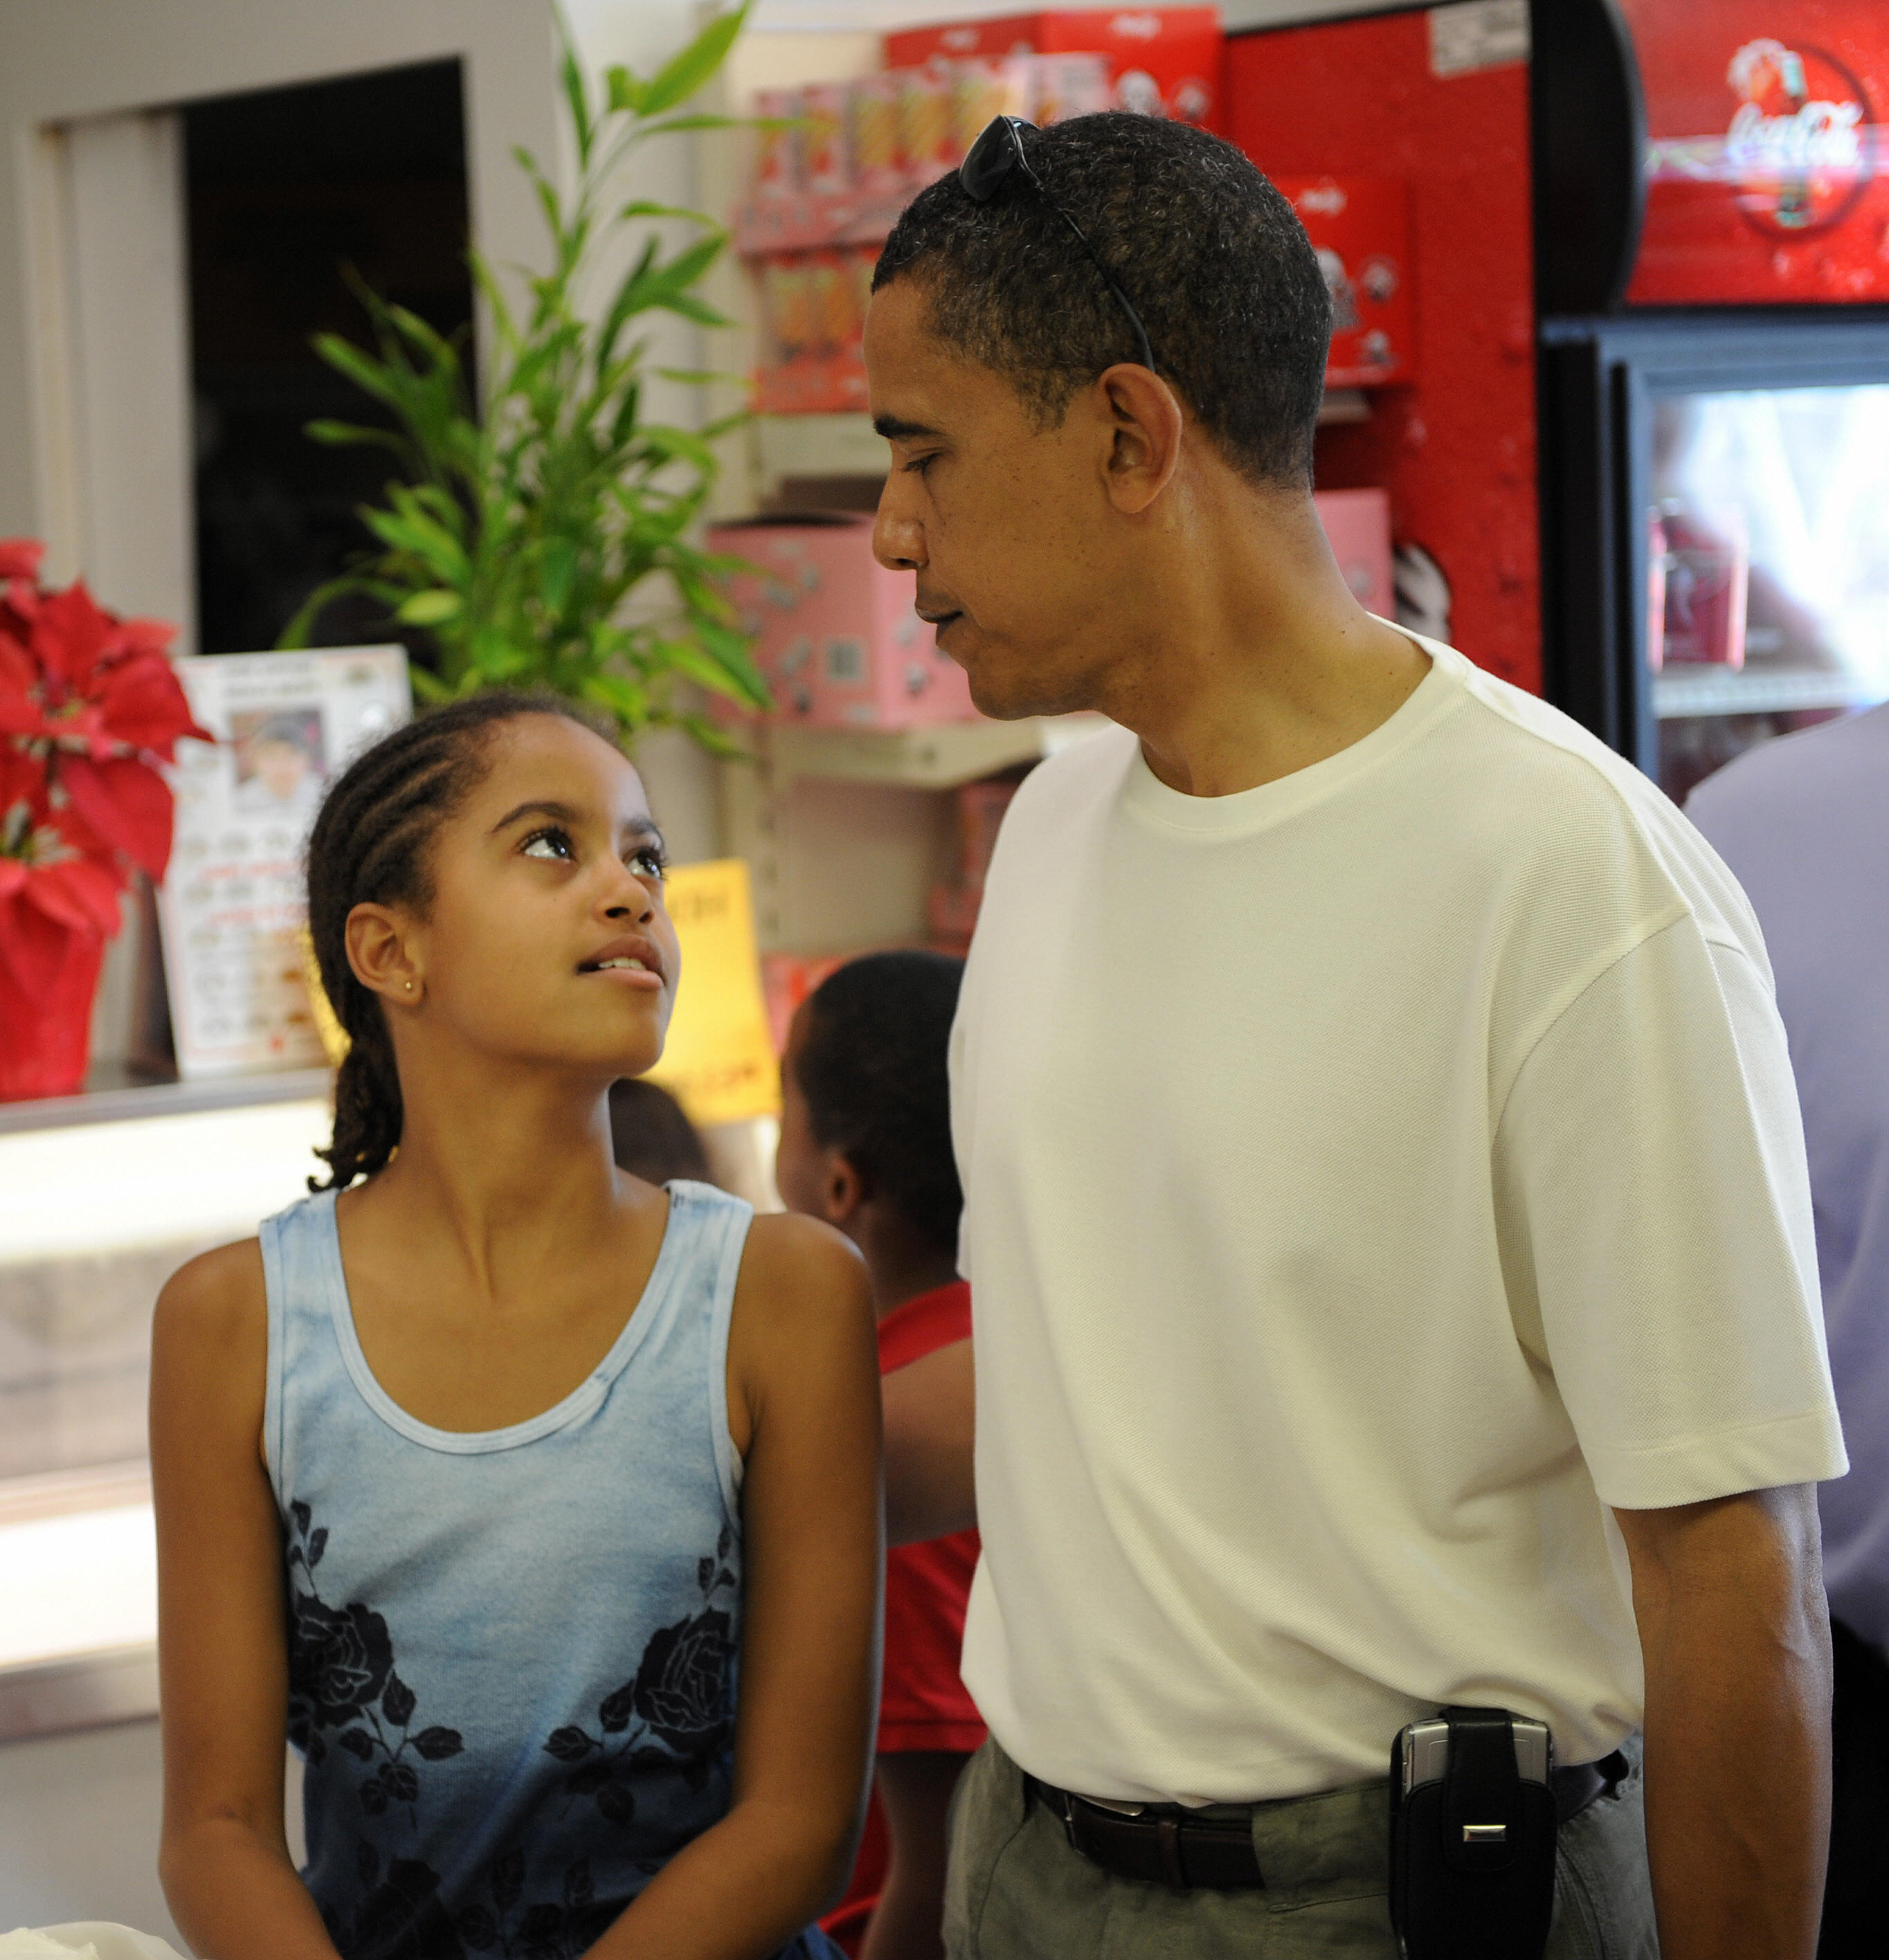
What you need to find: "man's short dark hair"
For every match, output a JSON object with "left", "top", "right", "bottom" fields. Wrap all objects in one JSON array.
[
  {"left": 874, "top": 113, "right": 1331, "bottom": 488},
  {"left": 793, "top": 950, "right": 964, "bottom": 1258}
]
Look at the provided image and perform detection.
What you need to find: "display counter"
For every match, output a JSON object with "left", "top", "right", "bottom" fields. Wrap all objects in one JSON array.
[{"left": 0, "top": 1076, "right": 333, "bottom": 1739}]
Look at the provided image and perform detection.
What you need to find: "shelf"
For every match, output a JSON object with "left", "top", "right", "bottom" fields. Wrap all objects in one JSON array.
[
  {"left": 756, "top": 388, "right": 1373, "bottom": 490},
  {"left": 757, "top": 412, "right": 888, "bottom": 488},
  {"left": 1652, "top": 666, "right": 1887, "bottom": 721},
  {"left": 0, "top": 1064, "right": 332, "bottom": 1138},
  {"left": 768, "top": 713, "right": 1110, "bottom": 790}
]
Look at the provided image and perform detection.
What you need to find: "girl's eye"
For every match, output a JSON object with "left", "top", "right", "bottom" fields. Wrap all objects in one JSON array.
[
  {"left": 521, "top": 827, "right": 575, "bottom": 862},
  {"left": 630, "top": 846, "right": 667, "bottom": 882}
]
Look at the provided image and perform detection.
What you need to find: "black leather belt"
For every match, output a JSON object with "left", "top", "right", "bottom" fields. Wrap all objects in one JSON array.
[{"left": 1027, "top": 1753, "right": 1625, "bottom": 1892}]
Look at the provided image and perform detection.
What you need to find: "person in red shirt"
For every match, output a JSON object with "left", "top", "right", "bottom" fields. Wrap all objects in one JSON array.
[{"left": 776, "top": 950, "right": 983, "bottom": 1960}]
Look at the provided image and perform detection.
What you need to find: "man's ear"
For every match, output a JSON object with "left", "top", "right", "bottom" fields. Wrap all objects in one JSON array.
[
  {"left": 346, "top": 901, "right": 424, "bottom": 1008},
  {"left": 1096, "top": 363, "right": 1185, "bottom": 516},
  {"left": 822, "top": 1150, "right": 869, "bottom": 1230}
]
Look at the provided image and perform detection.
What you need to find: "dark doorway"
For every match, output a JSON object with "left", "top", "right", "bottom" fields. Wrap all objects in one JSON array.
[{"left": 184, "top": 60, "right": 472, "bottom": 656}]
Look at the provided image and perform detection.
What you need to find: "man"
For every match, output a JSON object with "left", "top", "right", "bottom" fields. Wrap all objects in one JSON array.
[
  {"left": 1688, "top": 707, "right": 1889, "bottom": 1950},
  {"left": 864, "top": 112, "right": 1844, "bottom": 1959}
]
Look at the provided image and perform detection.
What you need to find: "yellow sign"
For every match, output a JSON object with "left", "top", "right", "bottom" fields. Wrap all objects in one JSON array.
[{"left": 644, "top": 858, "right": 780, "bottom": 1127}]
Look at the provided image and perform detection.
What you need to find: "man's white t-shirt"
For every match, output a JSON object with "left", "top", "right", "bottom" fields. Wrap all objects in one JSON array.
[{"left": 950, "top": 634, "right": 1846, "bottom": 1807}]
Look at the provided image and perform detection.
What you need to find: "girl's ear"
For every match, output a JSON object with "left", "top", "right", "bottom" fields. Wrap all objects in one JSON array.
[
  {"left": 346, "top": 900, "right": 424, "bottom": 1007},
  {"left": 822, "top": 1150, "right": 868, "bottom": 1229}
]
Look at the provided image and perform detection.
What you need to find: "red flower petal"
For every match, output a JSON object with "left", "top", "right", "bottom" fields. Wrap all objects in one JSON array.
[
  {"left": 30, "top": 580, "right": 116, "bottom": 690},
  {"left": 55, "top": 752, "right": 176, "bottom": 880},
  {"left": 96, "top": 654, "right": 210, "bottom": 759},
  {"left": 116, "top": 617, "right": 179, "bottom": 660},
  {"left": 0, "top": 539, "right": 46, "bottom": 582}
]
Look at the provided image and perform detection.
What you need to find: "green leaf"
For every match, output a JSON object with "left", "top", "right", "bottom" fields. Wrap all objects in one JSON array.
[
  {"left": 638, "top": 2, "right": 748, "bottom": 117},
  {"left": 275, "top": 575, "right": 372, "bottom": 650},
  {"left": 615, "top": 199, "right": 719, "bottom": 228},
  {"left": 558, "top": 17, "right": 594, "bottom": 165},
  {"left": 680, "top": 711, "right": 754, "bottom": 759},
  {"left": 395, "top": 588, "right": 464, "bottom": 626},
  {"left": 605, "top": 64, "right": 647, "bottom": 114},
  {"left": 408, "top": 665, "right": 453, "bottom": 703},
  {"left": 579, "top": 671, "right": 650, "bottom": 725},
  {"left": 624, "top": 113, "right": 743, "bottom": 141}
]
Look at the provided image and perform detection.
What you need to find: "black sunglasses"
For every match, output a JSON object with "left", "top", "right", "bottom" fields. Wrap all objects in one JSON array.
[{"left": 958, "top": 116, "right": 1157, "bottom": 374}]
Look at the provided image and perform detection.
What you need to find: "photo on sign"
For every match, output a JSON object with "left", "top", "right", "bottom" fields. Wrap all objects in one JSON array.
[{"left": 230, "top": 707, "right": 328, "bottom": 820}]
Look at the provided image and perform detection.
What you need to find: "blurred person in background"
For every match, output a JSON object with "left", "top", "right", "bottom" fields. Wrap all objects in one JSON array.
[
  {"left": 610, "top": 1075, "right": 713, "bottom": 1187},
  {"left": 1689, "top": 705, "right": 1889, "bottom": 1957},
  {"left": 865, "top": 110, "right": 1843, "bottom": 1960},
  {"left": 777, "top": 951, "right": 983, "bottom": 1960}
]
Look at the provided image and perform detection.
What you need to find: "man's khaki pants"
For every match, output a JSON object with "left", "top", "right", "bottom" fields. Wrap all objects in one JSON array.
[{"left": 943, "top": 1737, "right": 1661, "bottom": 1959}]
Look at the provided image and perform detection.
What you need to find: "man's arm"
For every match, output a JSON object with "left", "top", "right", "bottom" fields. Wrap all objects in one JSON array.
[
  {"left": 883, "top": 1338, "right": 975, "bottom": 1547},
  {"left": 1613, "top": 1484, "right": 1831, "bottom": 1960}
]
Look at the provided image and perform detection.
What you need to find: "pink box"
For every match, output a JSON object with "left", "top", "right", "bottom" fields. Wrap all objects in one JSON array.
[
  {"left": 709, "top": 513, "right": 978, "bottom": 729},
  {"left": 1314, "top": 489, "right": 1393, "bottom": 618}
]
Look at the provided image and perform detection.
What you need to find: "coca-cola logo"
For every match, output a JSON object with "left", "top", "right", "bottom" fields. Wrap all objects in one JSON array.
[{"left": 1723, "top": 37, "right": 1876, "bottom": 236}]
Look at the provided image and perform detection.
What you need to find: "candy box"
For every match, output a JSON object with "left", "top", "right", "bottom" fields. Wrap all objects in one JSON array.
[
  {"left": 887, "top": 9, "right": 1225, "bottom": 131},
  {"left": 709, "top": 513, "right": 979, "bottom": 729},
  {"left": 1314, "top": 489, "right": 1393, "bottom": 619}
]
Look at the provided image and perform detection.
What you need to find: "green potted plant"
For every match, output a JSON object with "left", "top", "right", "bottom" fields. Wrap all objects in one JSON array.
[{"left": 281, "top": 3, "right": 768, "bottom": 750}]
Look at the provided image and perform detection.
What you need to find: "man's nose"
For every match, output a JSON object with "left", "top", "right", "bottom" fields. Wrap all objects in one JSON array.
[{"left": 874, "top": 487, "right": 927, "bottom": 573}]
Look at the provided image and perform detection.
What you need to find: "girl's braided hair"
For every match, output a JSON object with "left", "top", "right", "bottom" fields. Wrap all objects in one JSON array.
[{"left": 305, "top": 689, "right": 605, "bottom": 1192}]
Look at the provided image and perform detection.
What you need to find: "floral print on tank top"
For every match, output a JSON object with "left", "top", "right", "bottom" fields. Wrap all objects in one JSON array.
[{"left": 285, "top": 1503, "right": 741, "bottom": 1960}]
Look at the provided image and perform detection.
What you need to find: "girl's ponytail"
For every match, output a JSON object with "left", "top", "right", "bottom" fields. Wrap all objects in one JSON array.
[{"left": 303, "top": 690, "right": 604, "bottom": 1192}]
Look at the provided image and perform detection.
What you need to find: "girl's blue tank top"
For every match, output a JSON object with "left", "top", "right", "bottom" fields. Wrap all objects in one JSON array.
[{"left": 260, "top": 1180, "right": 840, "bottom": 1960}]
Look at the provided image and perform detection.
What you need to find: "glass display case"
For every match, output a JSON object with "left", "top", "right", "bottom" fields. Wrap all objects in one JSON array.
[{"left": 1649, "top": 383, "right": 1889, "bottom": 801}]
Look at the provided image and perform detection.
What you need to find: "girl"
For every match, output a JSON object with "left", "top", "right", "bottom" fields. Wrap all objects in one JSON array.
[
  {"left": 775, "top": 953, "right": 983, "bottom": 1960},
  {"left": 150, "top": 693, "right": 880, "bottom": 1960}
]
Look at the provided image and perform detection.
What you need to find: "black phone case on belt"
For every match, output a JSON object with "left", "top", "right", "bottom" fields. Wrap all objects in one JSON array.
[{"left": 1389, "top": 1705, "right": 1558, "bottom": 1960}]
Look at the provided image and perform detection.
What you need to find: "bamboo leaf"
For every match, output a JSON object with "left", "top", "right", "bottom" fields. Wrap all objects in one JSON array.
[
  {"left": 638, "top": 3, "right": 749, "bottom": 117},
  {"left": 606, "top": 65, "right": 647, "bottom": 114},
  {"left": 275, "top": 576, "right": 372, "bottom": 650},
  {"left": 680, "top": 710, "right": 754, "bottom": 759},
  {"left": 616, "top": 199, "right": 719, "bottom": 228},
  {"left": 395, "top": 588, "right": 464, "bottom": 626},
  {"left": 624, "top": 114, "right": 743, "bottom": 141},
  {"left": 558, "top": 17, "right": 593, "bottom": 165}
]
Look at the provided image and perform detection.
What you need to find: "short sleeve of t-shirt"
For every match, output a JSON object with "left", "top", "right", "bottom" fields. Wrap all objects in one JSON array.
[{"left": 1492, "top": 911, "right": 1847, "bottom": 1509}]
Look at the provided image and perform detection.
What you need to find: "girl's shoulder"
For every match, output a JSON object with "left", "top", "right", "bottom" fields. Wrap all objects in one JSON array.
[
  {"left": 725, "top": 1213, "right": 876, "bottom": 1455},
  {"left": 154, "top": 1235, "right": 267, "bottom": 1348},
  {"left": 734, "top": 1210, "right": 870, "bottom": 1326},
  {"left": 151, "top": 1235, "right": 269, "bottom": 1443}
]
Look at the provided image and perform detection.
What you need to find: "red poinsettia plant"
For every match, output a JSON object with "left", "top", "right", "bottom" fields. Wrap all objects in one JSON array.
[{"left": 0, "top": 538, "right": 208, "bottom": 1075}]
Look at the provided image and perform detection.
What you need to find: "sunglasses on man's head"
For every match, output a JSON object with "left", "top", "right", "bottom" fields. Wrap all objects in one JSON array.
[{"left": 957, "top": 116, "right": 1157, "bottom": 375}]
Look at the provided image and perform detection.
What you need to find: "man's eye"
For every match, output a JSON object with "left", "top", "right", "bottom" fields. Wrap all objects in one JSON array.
[
  {"left": 521, "top": 828, "right": 575, "bottom": 861},
  {"left": 905, "top": 452, "right": 939, "bottom": 478}
]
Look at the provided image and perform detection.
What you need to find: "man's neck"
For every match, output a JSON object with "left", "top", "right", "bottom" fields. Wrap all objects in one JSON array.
[{"left": 1096, "top": 490, "right": 1431, "bottom": 799}]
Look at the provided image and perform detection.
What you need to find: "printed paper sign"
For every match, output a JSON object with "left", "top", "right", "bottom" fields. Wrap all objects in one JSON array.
[
  {"left": 1429, "top": 0, "right": 1529, "bottom": 80},
  {"left": 644, "top": 858, "right": 781, "bottom": 1127},
  {"left": 159, "top": 647, "right": 409, "bottom": 1079}
]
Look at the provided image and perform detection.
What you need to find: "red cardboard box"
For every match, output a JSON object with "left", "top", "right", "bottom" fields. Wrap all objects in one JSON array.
[
  {"left": 1275, "top": 177, "right": 1416, "bottom": 388},
  {"left": 710, "top": 513, "right": 978, "bottom": 729},
  {"left": 887, "top": 9, "right": 1224, "bottom": 131}
]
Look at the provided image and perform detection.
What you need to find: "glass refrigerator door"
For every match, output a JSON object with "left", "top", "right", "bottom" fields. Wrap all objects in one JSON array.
[{"left": 1648, "top": 383, "right": 1889, "bottom": 802}]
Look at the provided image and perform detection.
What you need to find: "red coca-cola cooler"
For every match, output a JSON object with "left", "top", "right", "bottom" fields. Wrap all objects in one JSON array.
[
  {"left": 1228, "top": 0, "right": 1889, "bottom": 801},
  {"left": 1535, "top": 0, "right": 1889, "bottom": 799}
]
